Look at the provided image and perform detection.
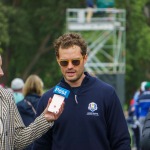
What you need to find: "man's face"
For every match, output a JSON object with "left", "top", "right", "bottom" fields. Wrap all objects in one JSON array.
[{"left": 57, "top": 45, "right": 87, "bottom": 87}]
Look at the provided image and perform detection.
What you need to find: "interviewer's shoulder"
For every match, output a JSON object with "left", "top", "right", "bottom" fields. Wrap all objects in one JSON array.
[{"left": 0, "top": 87, "right": 14, "bottom": 100}]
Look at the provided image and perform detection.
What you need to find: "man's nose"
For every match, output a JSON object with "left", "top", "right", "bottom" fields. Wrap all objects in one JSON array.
[{"left": 67, "top": 61, "right": 74, "bottom": 68}]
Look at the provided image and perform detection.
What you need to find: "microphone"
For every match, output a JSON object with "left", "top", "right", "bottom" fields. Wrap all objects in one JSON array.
[{"left": 48, "top": 85, "right": 70, "bottom": 113}]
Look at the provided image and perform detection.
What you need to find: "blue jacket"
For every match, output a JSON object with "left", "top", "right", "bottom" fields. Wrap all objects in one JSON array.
[
  {"left": 17, "top": 94, "right": 41, "bottom": 126},
  {"left": 17, "top": 94, "right": 41, "bottom": 150},
  {"left": 135, "top": 91, "right": 150, "bottom": 118},
  {"left": 32, "top": 72, "right": 131, "bottom": 150},
  {"left": 86, "top": 0, "right": 94, "bottom": 7}
]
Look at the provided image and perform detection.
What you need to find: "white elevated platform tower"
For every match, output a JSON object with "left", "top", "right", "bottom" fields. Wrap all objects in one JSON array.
[
  {"left": 66, "top": 8, "right": 126, "bottom": 75},
  {"left": 66, "top": 8, "right": 126, "bottom": 104}
]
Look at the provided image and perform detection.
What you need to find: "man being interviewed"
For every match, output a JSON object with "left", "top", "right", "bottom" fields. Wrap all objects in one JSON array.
[{"left": 32, "top": 33, "right": 131, "bottom": 150}]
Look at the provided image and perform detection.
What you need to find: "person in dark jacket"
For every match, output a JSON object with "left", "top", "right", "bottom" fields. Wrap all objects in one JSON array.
[
  {"left": 141, "top": 108, "right": 150, "bottom": 150},
  {"left": 17, "top": 74, "right": 44, "bottom": 150},
  {"left": 32, "top": 32, "right": 131, "bottom": 150},
  {"left": 135, "top": 82, "right": 150, "bottom": 137}
]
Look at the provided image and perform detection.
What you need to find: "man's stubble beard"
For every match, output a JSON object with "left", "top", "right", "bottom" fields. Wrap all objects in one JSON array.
[{"left": 64, "top": 70, "right": 84, "bottom": 83}]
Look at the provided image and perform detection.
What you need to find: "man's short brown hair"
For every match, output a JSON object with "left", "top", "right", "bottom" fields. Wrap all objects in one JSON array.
[{"left": 53, "top": 33, "right": 87, "bottom": 58}]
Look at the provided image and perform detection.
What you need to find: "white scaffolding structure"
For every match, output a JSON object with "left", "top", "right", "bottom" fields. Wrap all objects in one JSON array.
[{"left": 66, "top": 8, "right": 126, "bottom": 75}]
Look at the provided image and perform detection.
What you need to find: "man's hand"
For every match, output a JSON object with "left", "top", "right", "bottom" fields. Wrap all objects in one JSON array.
[{"left": 44, "top": 98, "right": 64, "bottom": 122}]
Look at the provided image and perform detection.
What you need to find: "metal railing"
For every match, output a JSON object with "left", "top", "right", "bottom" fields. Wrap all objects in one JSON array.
[{"left": 66, "top": 8, "right": 126, "bottom": 74}]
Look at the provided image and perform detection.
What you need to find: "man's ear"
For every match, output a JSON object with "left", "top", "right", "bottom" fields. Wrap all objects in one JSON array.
[
  {"left": 56, "top": 57, "right": 60, "bottom": 66},
  {"left": 84, "top": 54, "right": 88, "bottom": 64}
]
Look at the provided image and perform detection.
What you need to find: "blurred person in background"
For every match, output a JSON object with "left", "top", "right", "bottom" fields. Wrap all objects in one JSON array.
[
  {"left": 134, "top": 81, "right": 150, "bottom": 150},
  {"left": 86, "top": 0, "right": 95, "bottom": 23},
  {"left": 96, "top": 0, "right": 115, "bottom": 8},
  {"left": 129, "top": 81, "right": 148, "bottom": 150},
  {"left": 0, "top": 54, "right": 64, "bottom": 150},
  {"left": 11, "top": 77, "right": 24, "bottom": 103},
  {"left": 135, "top": 82, "right": 150, "bottom": 134},
  {"left": 134, "top": 81, "right": 147, "bottom": 105},
  {"left": 127, "top": 98, "right": 140, "bottom": 150},
  {"left": 17, "top": 74, "right": 44, "bottom": 150}
]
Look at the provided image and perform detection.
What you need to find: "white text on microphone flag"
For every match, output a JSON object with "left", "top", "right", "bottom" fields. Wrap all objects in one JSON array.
[{"left": 48, "top": 86, "right": 70, "bottom": 113}]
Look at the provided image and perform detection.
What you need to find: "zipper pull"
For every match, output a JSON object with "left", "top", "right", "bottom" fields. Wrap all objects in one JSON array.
[{"left": 75, "top": 95, "right": 78, "bottom": 104}]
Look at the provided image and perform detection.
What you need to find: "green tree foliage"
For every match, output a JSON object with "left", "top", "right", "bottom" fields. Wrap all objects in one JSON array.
[
  {"left": 116, "top": 0, "right": 150, "bottom": 102},
  {"left": 0, "top": 2, "right": 9, "bottom": 52},
  {"left": 0, "top": 0, "right": 84, "bottom": 88}
]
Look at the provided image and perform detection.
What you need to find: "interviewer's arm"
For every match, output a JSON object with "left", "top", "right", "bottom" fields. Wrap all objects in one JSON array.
[{"left": 13, "top": 96, "right": 63, "bottom": 149}]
